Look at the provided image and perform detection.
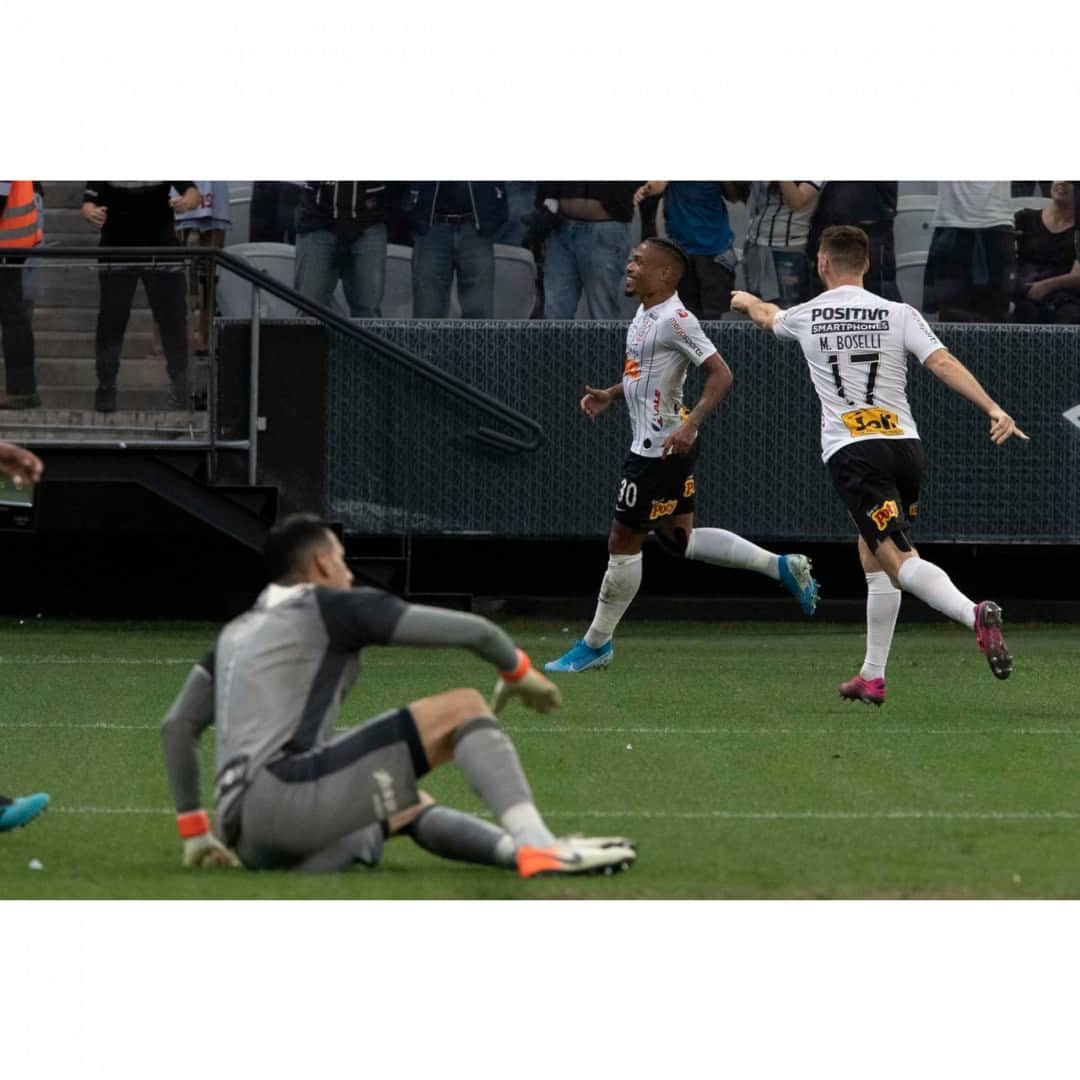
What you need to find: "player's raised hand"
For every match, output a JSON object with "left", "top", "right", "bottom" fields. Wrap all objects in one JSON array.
[
  {"left": 662, "top": 420, "right": 699, "bottom": 457},
  {"left": 580, "top": 385, "right": 614, "bottom": 420},
  {"left": 0, "top": 442, "right": 43, "bottom": 488},
  {"left": 988, "top": 409, "right": 1029, "bottom": 445}
]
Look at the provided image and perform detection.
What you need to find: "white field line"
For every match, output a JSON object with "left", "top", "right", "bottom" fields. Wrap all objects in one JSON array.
[
  {"left": 0, "top": 656, "right": 197, "bottom": 665},
  {"left": 43, "top": 806, "right": 1080, "bottom": 822},
  {"left": 0, "top": 722, "right": 1075, "bottom": 737}
]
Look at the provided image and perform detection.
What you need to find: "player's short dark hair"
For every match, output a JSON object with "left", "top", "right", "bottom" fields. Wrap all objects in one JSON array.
[
  {"left": 820, "top": 225, "right": 870, "bottom": 273},
  {"left": 264, "top": 513, "right": 336, "bottom": 581},
  {"left": 644, "top": 236, "right": 690, "bottom": 282}
]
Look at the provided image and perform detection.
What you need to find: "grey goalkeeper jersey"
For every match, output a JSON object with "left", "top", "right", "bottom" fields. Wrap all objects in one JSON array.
[
  {"left": 160, "top": 583, "right": 521, "bottom": 825},
  {"left": 164, "top": 582, "right": 406, "bottom": 823},
  {"left": 213, "top": 583, "right": 406, "bottom": 814}
]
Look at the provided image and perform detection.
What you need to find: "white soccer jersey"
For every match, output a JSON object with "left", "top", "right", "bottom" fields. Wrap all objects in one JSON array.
[
  {"left": 622, "top": 293, "right": 717, "bottom": 457},
  {"left": 772, "top": 284, "right": 946, "bottom": 463}
]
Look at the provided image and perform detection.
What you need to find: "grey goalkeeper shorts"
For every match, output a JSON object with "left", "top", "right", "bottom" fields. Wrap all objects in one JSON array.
[{"left": 233, "top": 707, "right": 430, "bottom": 871}]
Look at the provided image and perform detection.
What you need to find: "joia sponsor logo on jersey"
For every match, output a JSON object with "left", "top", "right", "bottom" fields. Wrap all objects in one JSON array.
[
  {"left": 650, "top": 388, "right": 663, "bottom": 431},
  {"left": 811, "top": 306, "right": 890, "bottom": 335}
]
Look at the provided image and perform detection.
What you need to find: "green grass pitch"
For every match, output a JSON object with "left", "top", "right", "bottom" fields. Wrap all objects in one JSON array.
[{"left": 0, "top": 617, "right": 1077, "bottom": 899}]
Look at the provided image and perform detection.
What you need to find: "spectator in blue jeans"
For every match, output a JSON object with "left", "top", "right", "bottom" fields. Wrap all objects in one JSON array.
[
  {"left": 294, "top": 182, "right": 393, "bottom": 317},
  {"left": 537, "top": 183, "right": 639, "bottom": 319},
  {"left": 405, "top": 182, "right": 507, "bottom": 318},
  {"left": 492, "top": 182, "right": 537, "bottom": 248}
]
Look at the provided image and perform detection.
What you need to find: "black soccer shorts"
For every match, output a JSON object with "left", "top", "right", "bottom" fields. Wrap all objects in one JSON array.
[
  {"left": 613, "top": 445, "right": 699, "bottom": 530},
  {"left": 827, "top": 438, "right": 925, "bottom": 551}
]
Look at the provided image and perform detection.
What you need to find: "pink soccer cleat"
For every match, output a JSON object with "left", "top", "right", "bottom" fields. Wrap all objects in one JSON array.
[
  {"left": 839, "top": 674, "right": 886, "bottom": 706},
  {"left": 974, "top": 601, "right": 1012, "bottom": 680}
]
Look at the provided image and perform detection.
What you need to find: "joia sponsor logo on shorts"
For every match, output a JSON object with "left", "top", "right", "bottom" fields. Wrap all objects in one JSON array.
[
  {"left": 651, "top": 388, "right": 663, "bottom": 431},
  {"left": 867, "top": 499, "right": 899, "bottom": 531}
]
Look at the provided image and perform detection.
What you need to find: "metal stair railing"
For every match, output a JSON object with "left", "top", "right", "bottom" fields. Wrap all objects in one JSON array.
[{"left": 26, "top": 247, "right": 547, "bottom": 483}]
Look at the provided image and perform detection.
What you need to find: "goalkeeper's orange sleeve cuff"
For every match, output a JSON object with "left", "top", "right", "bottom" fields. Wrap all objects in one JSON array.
[
  {"left": 176, "top": 809, "right": 210, "bottom": 839},
  {"left": 501, "top": 649, "right": 532, "bottom": 683}
]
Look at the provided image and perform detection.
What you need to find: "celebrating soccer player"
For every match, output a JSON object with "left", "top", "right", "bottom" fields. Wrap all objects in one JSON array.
[
  {"left": 732, "top": 225, "right": 1026, "bottom": 704},
  {"left": 545, "top": 237, "right": 818, "bottom": 675}
]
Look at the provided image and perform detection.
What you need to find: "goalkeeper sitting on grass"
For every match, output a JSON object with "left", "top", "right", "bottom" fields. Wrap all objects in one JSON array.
[{"left": 161, "top": 513, "right": 636, "bottom": 878}]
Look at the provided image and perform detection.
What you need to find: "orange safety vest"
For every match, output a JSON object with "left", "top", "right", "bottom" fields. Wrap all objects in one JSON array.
[{"left": 0, "top": 180, "right": 43, "bottom": 249}]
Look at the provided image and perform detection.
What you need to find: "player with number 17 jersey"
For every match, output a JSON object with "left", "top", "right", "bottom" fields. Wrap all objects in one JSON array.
[
  {"left": 732, "top": 223, "right": 1027, "bottom": 697},
  {"left": 771, "top": 284, "right": 945, "bottom": 463}
]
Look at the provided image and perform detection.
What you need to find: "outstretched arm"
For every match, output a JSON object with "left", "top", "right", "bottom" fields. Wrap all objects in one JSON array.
[
  {"left": 390, "top": 605, "right": 561, "bottom": 714},
  {"left": 160, "top": 652, "right": 240, "bottom": 867},
  {"left": 923, "top": 348, "right": 1029, "bottom": 444},
  {"left": 730, "top": 290, "right": 782, "bottom": 331}
]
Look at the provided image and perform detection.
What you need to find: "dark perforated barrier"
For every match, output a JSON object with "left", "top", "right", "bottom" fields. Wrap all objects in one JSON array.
[{"left": 255, "top": 320, "right": 1079, "bottom": 542}]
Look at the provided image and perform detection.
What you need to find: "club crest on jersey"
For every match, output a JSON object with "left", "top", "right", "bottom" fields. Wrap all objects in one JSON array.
[
  {"left": 868, "top": 499, "right": 899, "bottom": 531},
  {"left": 624, "top": 357, "right": 640, "bottom": 380},
  {"left": 649, "top": 498, "right": 678, "bottom": 521}
]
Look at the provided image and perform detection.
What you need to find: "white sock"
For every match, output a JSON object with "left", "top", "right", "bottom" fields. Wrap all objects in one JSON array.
[
  {"left": 896, "top": 557, "right": 976, "bottom": 629},
  {"left": 861, "top": 570, "right": 901, "bottom": 680},
  {"left": 501, "top": 801, "right": 556, "bottom": 849},
  {"left": 685, "top": 528, "right": 780, "bottom": 580},
  {"left": 584, "top": 552, "right": 643, "bottom": 648}
]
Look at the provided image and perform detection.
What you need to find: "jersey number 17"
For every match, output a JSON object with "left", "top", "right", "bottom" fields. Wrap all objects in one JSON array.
[{"left": 827, "top": 352, "right": 879, "bottom": 406}]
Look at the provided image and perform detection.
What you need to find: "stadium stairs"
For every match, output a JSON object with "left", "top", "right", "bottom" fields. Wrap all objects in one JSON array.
[{"left": 0, "top": 183, "right": 277, "bottom": 559}]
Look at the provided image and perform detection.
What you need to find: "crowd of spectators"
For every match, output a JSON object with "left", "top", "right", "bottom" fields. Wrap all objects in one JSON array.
[
  {"left": 0, "top": 180, "right": 1077, "bottom": 414},
  {"left": 252, "top": 180, "right": 1080, "bottom": 328}
]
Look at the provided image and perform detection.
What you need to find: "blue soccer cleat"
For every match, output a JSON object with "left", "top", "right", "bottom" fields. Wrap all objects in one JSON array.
[
  {"left": 544, "top": 639, "right": 613, "bottom": 673},
  {"left": 0, "top": 792, "right": 50, "bottom": 833},
  {"left": 778, "top": 554, "right": 819, "bottom": 616}
]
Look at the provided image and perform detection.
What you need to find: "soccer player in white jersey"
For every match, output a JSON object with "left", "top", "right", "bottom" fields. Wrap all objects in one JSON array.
[
  {"left": 545, "top": 238, "right": 818, "bottom": 674},
  {"left": 732, "top": 225, "right": 1026, "bottom": 702}
]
